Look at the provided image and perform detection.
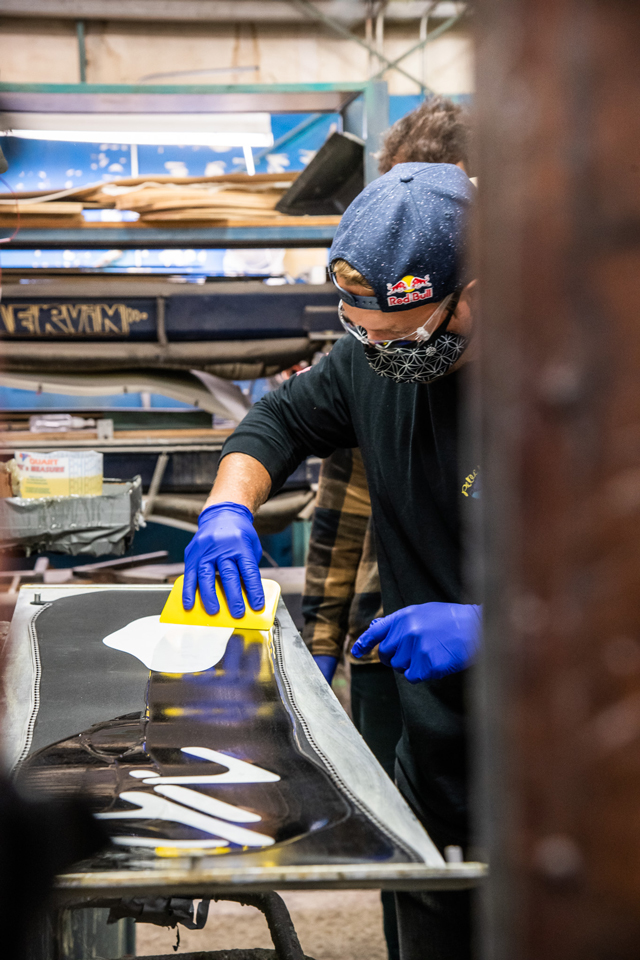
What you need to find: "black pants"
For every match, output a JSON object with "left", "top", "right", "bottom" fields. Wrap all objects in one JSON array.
[
  {"left": 352, "top": 664, "right": 473, "bottom": 960},
  {"left": 350, "top": 662, "right": 403, "bottom": 960},
  {"left": 395, "top": 890, "right": 472, "bottom": 960}
]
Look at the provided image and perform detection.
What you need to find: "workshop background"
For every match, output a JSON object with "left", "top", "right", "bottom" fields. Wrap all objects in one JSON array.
[
  {"left": 0, "top": 2, "right": 472, "bottom": 604},
  {"left": 0, "top": 4, "right": 473, "bottom": 959}
]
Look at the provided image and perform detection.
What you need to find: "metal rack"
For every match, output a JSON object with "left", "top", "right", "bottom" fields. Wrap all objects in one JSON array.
[
  {"left": 6, "top": 223, "right": 340, "bottom": 249},
  {"left": 0, "top": 79, "right": 389, "bottom": 249},
  {"left": 0, "top": 80, "right": 364, "bottom": 540}
]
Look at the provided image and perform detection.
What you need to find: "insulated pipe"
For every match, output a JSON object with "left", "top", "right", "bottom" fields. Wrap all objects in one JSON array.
[{"left": 0, "top": 337, "right": 316, "bottom": 371}]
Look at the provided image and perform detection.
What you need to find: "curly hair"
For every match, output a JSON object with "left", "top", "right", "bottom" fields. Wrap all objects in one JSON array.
[{"left": 377, "top": 95, "right": 472, "bottom": 176}]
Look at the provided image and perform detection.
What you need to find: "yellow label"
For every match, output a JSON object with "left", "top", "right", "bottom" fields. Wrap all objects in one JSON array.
[{"left": 19, "top": 473, "right": 103, "bottom": 498}]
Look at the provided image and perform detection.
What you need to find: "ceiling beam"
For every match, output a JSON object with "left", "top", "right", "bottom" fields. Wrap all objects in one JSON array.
[{"left": 0, "top": 1, "right": 467, "bottom": 24}]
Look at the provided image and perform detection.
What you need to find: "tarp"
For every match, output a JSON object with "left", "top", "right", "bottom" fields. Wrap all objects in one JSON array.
[{"left": 0, "top": 478, "right": 143, "bottom": 556}]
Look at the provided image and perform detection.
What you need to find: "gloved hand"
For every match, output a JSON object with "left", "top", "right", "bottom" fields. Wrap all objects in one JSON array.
[
  {"left": 351, "top": 602, "right": 481, "bottom": 683},
  {"left": 313, "top": 655, "right": 338, "bottom": 685},
  {"left": 183, "top": 502, "right": 265, "bottom": 618}
]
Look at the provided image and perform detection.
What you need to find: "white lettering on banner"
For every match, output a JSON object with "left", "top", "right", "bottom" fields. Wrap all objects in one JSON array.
[{"left": 0, "top": 302, "right": 149, "bottom": 337}]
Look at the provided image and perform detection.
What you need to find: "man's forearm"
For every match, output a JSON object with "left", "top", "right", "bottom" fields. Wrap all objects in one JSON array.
[{"left": 204, "top": 452, "right": 272, "bottom": 515}]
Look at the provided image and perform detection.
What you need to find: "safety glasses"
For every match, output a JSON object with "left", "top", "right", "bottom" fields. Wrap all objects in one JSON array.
[{"left": 338, "top": 292, "right": 459, "bottom": 351}]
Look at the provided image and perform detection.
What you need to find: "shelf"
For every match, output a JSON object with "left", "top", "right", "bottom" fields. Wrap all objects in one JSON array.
[
  {"left": 2, "top": 222, "right": 339, "bottom": 249},
  {"left": 0, "top": 435, "right": 226, "bottom": 453},
  {"left": 0, "top": 81, "right": 364, "bottom": 115}
]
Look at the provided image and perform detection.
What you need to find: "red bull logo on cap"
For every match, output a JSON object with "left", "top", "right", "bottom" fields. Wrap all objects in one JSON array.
[{"left": 386, "top": 274, "right": 433, "bottom": 307}]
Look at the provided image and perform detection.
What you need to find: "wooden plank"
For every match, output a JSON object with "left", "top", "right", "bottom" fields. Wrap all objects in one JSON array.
[
  {"left": 111, "top": 428, "right": 232, "bottom": 439},
  {"left": 0, "top": 202, "right": 84, "bottom": 214},
  {"left": 0, "top": 428, "right": 232, "bottom": 444},
  {"left": 0, "top": 218, "right": 85, "bottom": 228},
  {"left": 477, "top": 0, "right": 640, "bottom": 958},
  {"left": 5, "top": 172, "right": 298, "bottom": 201}
]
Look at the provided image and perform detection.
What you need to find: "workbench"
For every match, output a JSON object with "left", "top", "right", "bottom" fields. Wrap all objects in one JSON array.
[{"left": 4, "top": 583, "right": 485, "bottom": 959}]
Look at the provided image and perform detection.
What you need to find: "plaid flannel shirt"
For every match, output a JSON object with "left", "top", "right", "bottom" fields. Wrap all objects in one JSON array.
[{"left": 302, "top": 447, "right": 383, "bottom": 663}]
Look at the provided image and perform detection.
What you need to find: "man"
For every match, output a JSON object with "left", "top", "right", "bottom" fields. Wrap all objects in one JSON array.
[
  {"left": 304, "top": 94, "right": 473, "bottom": 689},
  {"left": 303, "top": 94, "right": 473, "bottom": 690},
  {"left": 302, "top": 100, "right": 473, "bottom": 959},
  {"left": 183, "top": 163, "right": 480, "bottom": 960},
  {"left": 377, "top": 94, "right": 471, "bottom": 175},
  {"left": 301, "top": 446, "right": 404, "bottom": 957},
  {"left": 303, "top": 93, "right": 473, "bottom": 779}
]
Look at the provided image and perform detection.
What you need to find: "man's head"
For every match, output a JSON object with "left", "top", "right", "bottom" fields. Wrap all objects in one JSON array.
[
  {"left": 377, "top": 95, "right": 472, "bottom": 176},
  {"left": 332, "top": 257, "right": 475, "bottom": 345},
  {"left": 329, "top": 163, "right": 475, "bottom": 383}
]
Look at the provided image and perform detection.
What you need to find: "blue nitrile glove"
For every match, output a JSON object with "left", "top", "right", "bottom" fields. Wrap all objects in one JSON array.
[
  {"left": 183, "top": 502, "right": 265, "bottom": 618},
  {"left": 351, "top": 602, "right": 482, "bottom": 683},
  {"left": 313, "top": 655, "right": 338, "bottom": 684}
]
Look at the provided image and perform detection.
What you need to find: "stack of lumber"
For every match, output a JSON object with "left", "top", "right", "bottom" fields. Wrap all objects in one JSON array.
[
  {"left": 0, "top": 172, "right": 341, "bottom": 228},
  {"left": 79, "top": 171, "right": 298, "bottom": 204},
  {"left": 0, "top": 200, "right": 85, "bottom": 228},
  {"left": 112, "top": 181, "right": 289, "bottom": 224}
]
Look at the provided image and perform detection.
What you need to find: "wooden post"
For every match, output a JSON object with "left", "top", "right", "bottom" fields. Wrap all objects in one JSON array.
[{"left": 476, "top": 1, "right": 640, "bottom": 958}]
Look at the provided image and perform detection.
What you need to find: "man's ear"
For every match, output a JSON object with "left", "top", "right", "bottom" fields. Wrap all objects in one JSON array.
[
  {"left": 459, "top": 280, "right": 478, "bottom": 310},
  {"left": 453, "top": 280, "right": 478, "bottom": 332}
]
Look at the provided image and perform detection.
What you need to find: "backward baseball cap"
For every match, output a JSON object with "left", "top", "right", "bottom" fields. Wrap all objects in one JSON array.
[{"left": 329, "top": 162, "right": 474, "bottom": 313}]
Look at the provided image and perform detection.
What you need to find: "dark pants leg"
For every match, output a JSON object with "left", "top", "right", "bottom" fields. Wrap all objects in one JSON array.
[
  {"left": 395, "top": 890, "right": 472, "bottom": 960},
  {"left": 350, "top": 662, "right": 403, "bottom": 780},
  {"left": 350, "top": 663, "right": 404, "bottom": 960},
  {"left": 391, "top": 668, "right": 472, "bottom": 960}
]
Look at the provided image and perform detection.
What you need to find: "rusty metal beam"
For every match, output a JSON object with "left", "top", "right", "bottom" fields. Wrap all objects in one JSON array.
[{"left": 477, "top": 1, "right": 640, "bottom": 958}]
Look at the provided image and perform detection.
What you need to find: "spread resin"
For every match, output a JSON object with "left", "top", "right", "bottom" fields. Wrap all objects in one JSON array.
[{"left": 102, "top": 616, "right": 235, "bottom": 673}]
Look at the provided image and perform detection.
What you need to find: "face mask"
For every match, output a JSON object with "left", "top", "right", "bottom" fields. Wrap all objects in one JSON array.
[
  {"left": 362, "top": 293, "right": 469, "bottom": 384},
  {"left": 363, "top": 331, "right": 468, "bottom": 383}
]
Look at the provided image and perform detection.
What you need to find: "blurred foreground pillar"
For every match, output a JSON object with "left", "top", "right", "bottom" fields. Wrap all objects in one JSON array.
[{"left": 476, "top": 1, "right": 640, "bottom": 958}]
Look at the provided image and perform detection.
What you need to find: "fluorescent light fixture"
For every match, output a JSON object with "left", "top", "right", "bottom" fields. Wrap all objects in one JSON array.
[{"left": 0, "top": 112, "right": 273, "bottom": 148}]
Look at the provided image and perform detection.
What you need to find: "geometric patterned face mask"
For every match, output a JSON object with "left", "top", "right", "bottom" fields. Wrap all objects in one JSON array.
[
  {"left": 363, "top": 330, "right": 469, "bottom": 383},
  {"left": 361, "top": 291, "right": 469, "bottom": 383}
]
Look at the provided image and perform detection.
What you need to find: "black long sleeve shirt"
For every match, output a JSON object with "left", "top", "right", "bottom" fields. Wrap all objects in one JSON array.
[{"left": 222, "top": 335, "right": 479, "bottom": 847}]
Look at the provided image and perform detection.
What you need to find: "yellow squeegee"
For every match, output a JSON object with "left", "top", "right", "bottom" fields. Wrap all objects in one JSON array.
[{"left": 160, "top": 574, "right": 281, "bottom": 631}]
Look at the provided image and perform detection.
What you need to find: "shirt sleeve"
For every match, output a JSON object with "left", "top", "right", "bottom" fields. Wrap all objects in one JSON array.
[
  {"left": 221, "top": 338, "right": 358, "bottom": 494},
  {"left": 302, "top": 448, "right": 371, "bottom": 659}
]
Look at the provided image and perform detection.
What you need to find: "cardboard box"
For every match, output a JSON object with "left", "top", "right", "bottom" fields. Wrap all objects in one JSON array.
[{"left": 15, "top": 450, "right": 103, "bottom": 499}]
